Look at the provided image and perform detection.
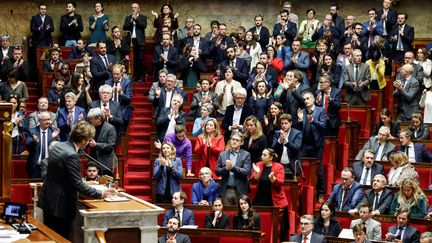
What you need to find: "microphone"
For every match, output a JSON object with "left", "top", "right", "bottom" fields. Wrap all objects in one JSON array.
[
  {"left": 79, "top": 149, "right": 114, "bottom": 177},
  {"left": 293, "top": 160, "right": 306, "bottom": 182}
]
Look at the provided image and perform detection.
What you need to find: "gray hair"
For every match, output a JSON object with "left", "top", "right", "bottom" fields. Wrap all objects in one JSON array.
[
  {"left": 98, "top": 84, "right": 113, "bottom": 94},
  {"left": 64, "top": 92, "right": 77, "bottom": 100},
  {"left": 234, "top": 87, "right": 247, "bottom": 97},
  {"left": 172, "top": 93, "right": 184, "bottom": 105},
  {"left": 378, "top": 126, "right": 391, "bottom": 136},
  {"left": 373, "top": 174, "right": 387, "bottom": 185},
  {"left": 199, "top": 167, "right": 212, "bottom": 177},
  {"left": 87, "top": 108, "right": 105, "bottom": 120},
  {"left": 38, "top": 111, "right": 51, "bottom": 121},
  {"left": 300, "top": 214, "right": 314, "bottom": 224},
  {"left": 353, "top": 49, "right": 362, "bottom": 56}
]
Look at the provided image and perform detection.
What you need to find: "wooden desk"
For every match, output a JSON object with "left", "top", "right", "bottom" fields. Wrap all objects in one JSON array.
[{"left": 79, "top": 192, "right": 164, "bottom": 243}]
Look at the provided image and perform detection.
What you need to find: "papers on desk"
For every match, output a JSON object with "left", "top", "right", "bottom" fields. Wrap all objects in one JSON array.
[
  {"left": 0, "top": 229, "right": 28, "bottom": 242},
  {"left": 89, "top": 184, "right": 107, "bottom": 191},
  {"left": 338, "top": 228, "right": 354, "bottom": 239},
  {"left": 180, "top": 225, "right": 198, "bottom": 229},
  {"left": 104, "top": 195, "right": 130, "bottom": 202}
]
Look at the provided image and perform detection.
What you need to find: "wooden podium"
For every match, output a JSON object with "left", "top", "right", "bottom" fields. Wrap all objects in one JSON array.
[{"left": 79, "top": 192, "right": 164, "bottom": 243}]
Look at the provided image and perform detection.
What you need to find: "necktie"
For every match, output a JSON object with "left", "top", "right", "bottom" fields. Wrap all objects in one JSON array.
[
  {"left": 373, "top": 192, "right": 379, "bottom": 210},
  {"left": 397, "top": 28, "right": 403, "bottom": 51},
  {"left": 375, "top": 143, "right": 381, "bottom": 160},
  {"left": 396, "top": 226, "right": 403, "bottom": 240},
  {"left": 69, "top": 110, "right": 74, "bottom": 127},
  {"left": 363, "top": 168, "right": 370, "bottom": 185},
  {"left": 303, "top": 236, "right": 308, "bottom": 243},
  {"left": 103, "top": 55, "right": 109, "bottom": 69},
  {"left": 103, "top": 103, "right": 109, "bottom": 121},
  {"left": 113, "top": 82, "right": 119, "bottom": 102},
  {"left": 41, "top": 131, "right": 47, "bottom": 160},
  {"left": 355, "top": 65, "right": 360, "bottom": 81},
  {"left": 341, "top": 187, "right": 349, "bottom": 210},
  {"left": 369, "top": 26, "right": 374, "bottom": 47},
  {"left": 176, "top": 210, "right": 182, "bottom": 226},
  {"left": 324, "top": 92, "right": 329, "bottom": 115},
  {"left": 405, "top": 146, "right": 409, "bottom": 157}
]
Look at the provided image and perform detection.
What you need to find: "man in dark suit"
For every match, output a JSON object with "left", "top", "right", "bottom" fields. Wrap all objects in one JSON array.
[
  {"left": 330, "top": 3, "right": 345, "bottom": 35},
  {"left": 221, "top": 88, "right": 254, "bottom": 143},
  {"left": 162, "top": 191, "right": 195, "bottom": 226},
  {"left": 385, "top": 207, "right": 420, "bottom": 243},
  {"left": 87, "top": 108, "right": 117, "bottom": 175},
  {"left": 57, "top": 92, "right": 87, "bottom": 141},
  {"left": 273, "top": 114, "right": 302, "bottom": 180},
  {"left": 356, "top": 126, "right": 395, "bottom": 161},
  {"left": 66, "top": 38, "right": 96, "bottom": 59},
  {"left": 377, "top": 0, "right": 397, "bottom": 39},
  {"left": 272, "top": 10, "right": 297, "bottom": 47},
  {"left": 89, "top": 85, "right": 123, "bottom": 143},
  {"left": 389, "top": 13, "right": 415, "bottom": 62},
  {"left": 37, "top": 121, "right": 116, "bottom": 238},
  {"left": 327, "top": 167, "right": 363, "bottom": 211},
  {"left": 153, "top": 74, "right": 187, "bottom": 120},
  {"left": 283, "top": 41, "right": 311, "bottom": 85},
  {"left": 188, "top": 78, "right": 219, "bottom": 118},
  {"left": 25, "top": 112, "right": 59, "bottom": 178},
  {"left": 105, "top": 65, "right": 133, "bottom": 132},
  {"left": 215, "top": 132, "right": 252, "bottom": 205},
  {"left": 298, "top": 91, "right": 327, "bottom": 198},
  {"left": 350, "top": 174, "right": 394, "bottom": 216},
  {"left": 185, "top": 24, "right": 210, "bottom": 59},
  {"left": 90, "top": 42, "right": 117, "bottom": 94},
  {"left": 344, "top": 49, "right": 371, "bottom": 106},
  {"left": 395, "top": 129, "right": 432, "bottom": 163},
  {"left": 156, "top": 93, "right": 186, "bottom": 141},
  {"left": 209, "top": 23, "right": 234, "bottom": 69},
  {"left": 315, "top": 75, "right": 342, "bottom": 136},
  {"left": 123, "top": 3, "right": 147, "bottom": 82},
  {"left": 312, "top": 14, "right": 342, "bottom": 41},
  {"left": 1, "top": 46, "right": 30, "bottom": 82},
  {"left": 396, "top": 52, "right": 424, "bottom": 86},
  {"left": 394, "top": 64, "right": 421, "bottom": 122},
  {"left": 30, "top": 3, "right": 54, "bottom": 47},
  {"left": 249, "top": 15, "right": 270, "bottom": 49},
  {"left": 256, "top": 52, "right": 279, "bottom": 88},
  {"left": 290, "top": 214, "right": 326, "bottom": 243},
  {"left": 158, "top": 217, "right": 191, "bottom": 243},
  {"left": 59, "top": 2, "right": 83, "bottom": 46},
  {"left": 153, "top": 33, "right": 179, "bottom": 79},
  {"left": 219, "top": 46, "right": 249, "bottom": 86},
  {"left": 352, "top": 150, "right": 385, "bottom": 185}
]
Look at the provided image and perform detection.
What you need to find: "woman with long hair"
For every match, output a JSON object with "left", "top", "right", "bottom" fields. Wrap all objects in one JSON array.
[
  {"left": 194, "top": 118, "right": 225, "bottom": 175},
  {"left": 387, "top": 151, "right": 419, "bottom": 187},
  {"left": 89, "top": 2, "right": 109, "bottom": 44},
  {"left": 266, "top": 45, "right": 284, "bottom": 73},
  {"left": 408, "top": 112, "right": 430, "bottom": 140},
  {"left": 151, "top": 4, "right": 179, "bottom": 41},
  {"left": 70, "top": 73, "right": 92, "bottom": 111},
  {"left": 8, "top": 95, "right": 26, "bottom": 154},
  {"left": 153, "top": 142, "right": 183, "bottom": 203},
  {"left": 389, "top": 178, "right": 427, "bottom": 218},
  {"left": 372, "top": 108, "right": 400, "bottom": 139},
  {"left": 262, "top": 102, "right": 283, "bottom": 147},
  {"left": 106, "top": 26, "right": 130, "bottom": 65},
  {"left": 178, "top": 45, "right": 207, "bottom": 88},
  {"left": 274, "top": 34, "right": 291, "bottom": 59},
  {"left": 241, "top": 116, "right": 267, "bottom": 163},
  {"left": 7, "top": 70, "right": 28, "bottom": 102},
  {"left": 245, "top": 31, "right": 262, "bottom": 72},
  {"left": 415, "top": 47, "right": 432, "bottom": 89},
  {"left": 233, "top": 195, "right": 261, "bottom": 230},
  {"left": 248, "top": 80, "right": 273, "bottom": 121},
  {"left": 313, "top": 202, "right": 342, "bottom": 236}
]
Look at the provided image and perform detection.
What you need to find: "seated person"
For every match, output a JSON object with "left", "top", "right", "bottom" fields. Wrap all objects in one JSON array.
[
  {"left": 233, "top": 195, "right": 260, "bottom": 231},
  {"left": 352, "top": 223, "right": 369, "bottom": 243},
  {"left": 389, "top": 178, "right": 427, "bottom": 218},
  {"left": 372, "top": 108, "right": 400, "bottom": 139},
  {"left": 291, "top": 214, "right": 325, "bottom": 242},
  {"left": 352, "top": 149, "right": 384, "bottom": 186},
  {"left": 327, "top": 167, "right": 363, "bottom": 211},
  {"left": 394, "top": 129, "right": 432, "bottom": 162},
  {"left": 158, "top": 216, "right": 191, "bottom": 243},
  {"left": 313, "top": 202, "right": 342, "bottom": 237},
  {"left": 48, "top": 78, "right": 66, "bottom": 104},
  {"left": 355, "top": 126, "right": 395, "bottom": 161},
  {"left": 192, "top": 167, "right": 220, "bottom": 205},
  {"left": 162, "top": 191, "right": 195, "bottom": 227},
  {"left": 409, "top": 112, "right": 430, "bottom": 140},
  {"left": 387, "top": 151, "right": 419, "bottom": 187},
  {"left": 82, "top": 161, "right": 100, "bottom": 184},
  {"left": 384, "top": 207, "right": 421, "bottom": 242},
  {"left": 67, "top": 38, "right": 96, "bottom": 59},
  {"left": 205, "top": 197, "right": 230, "bottom": 229},
  {"left": 350, "top": 202, "right": 382, "bottom": 241}
]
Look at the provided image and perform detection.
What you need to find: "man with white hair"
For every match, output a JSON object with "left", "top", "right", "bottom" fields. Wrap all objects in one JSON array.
[
  {"left": 290, "top": 214, "right": 325, "bottom": 242},
  {"left": 344, "top": 49, "right": 371, "bottom": 106},
  {"left": 221, "top": 87, "right": 254, "bottom": 143},
  {"left": 57, "top": 92, "right": 86, "bottom": 141},
  {"left": 89, "top": 84, "right": 123, "bottom": 129},
  {"left": 355, "top": 126, "right": 395, "bottom": 161},
  {"left": 393, "top": 64, "right": 421, "bottom": 122},
  {"left": 153, "top": 73, "right": 187, "bottom": 119},
  {"left": 28, "top": 97, "right": 57, "bottom": 128},
  {"left": 156, "top": 93, "right": 186, "bottom": 141}
]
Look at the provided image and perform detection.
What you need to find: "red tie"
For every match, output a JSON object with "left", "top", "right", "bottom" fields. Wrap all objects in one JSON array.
[{"left": 303, "top": 236, "right": 308, "bottom": 243}]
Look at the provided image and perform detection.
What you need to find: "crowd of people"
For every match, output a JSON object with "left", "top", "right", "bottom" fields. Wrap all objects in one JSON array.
[{"left": 2, "top": 0, "right": 432, "bottom": 242}]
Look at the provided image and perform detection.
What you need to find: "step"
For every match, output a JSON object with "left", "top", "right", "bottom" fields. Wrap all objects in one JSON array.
[
  {"left": 129, "top": 140, "right": 151, "bottom": 149},
  {"left": 132, "top": 110, "right": 153, "bottom": 116},
  {"left": 128, "top": 149, "right": 150, "bottom": 157},
  {"left": 123, "top": 185, "right": 152, "bottom": 192},
  {"left": 129, "top": 132, "right": 152, "bottom": 138},
  {"left": 127, "top": 158, "right": 151, "bottom": 166},
  {"left": 125, "top": 171, "right": 151, "bottom": 178}
]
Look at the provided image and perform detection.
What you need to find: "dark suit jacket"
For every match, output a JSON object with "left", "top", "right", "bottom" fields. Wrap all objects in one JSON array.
[
  {"left": 409, "top": 124, "right": 430, "bottom": 140},
  {"left": 205, "top": 213, "right": 230, "bottom": 229},
  {"left": 361, "top": 188, "right": 394, "bottom": 214},
  {"left": 215, "top": 149, "right": 251, "bottom": 195},
  {"left": 273, "top": 128, "right": 302, "bottom": 173},
  {"left": 278, "top": 82, "right": 311, "bottom": 129},
  {"left": 0, "top": 58, "right": 30, "bottom": 82},
  {"left": 189, "top": 91, "right": 220, "bottom": 118},
  {"left": 57, "top": 106, "right": 86, "bottom": 141},
  {"left": 178, "top": 56, "right": 207, "bottom": 83},
  {"left": 67, "top": 46, "right": 96, "bottom": 59},
  {"left": 158, "top": 233, "right": 191, "bottom": 243},
  {"left": 312, "top": 25, "right": 342, "bottom": 41},
  {"left": 154, "top": 158, "right": 183, "bottom": 196},
  {"left": 272, "top": 22, "right": 297, "bottom": 46},
  {"left": 106, "top": 38, "right": 130, "bottom": 60},
  {"left": 123, "top": 14, "right": 147, "bottom": 46},
  {"left": 89, "top": 100, "right": 124, "bottom": 129},
  {"left": 396, "top": 63, "right": 424, "bottom": 88},
  {"left": 315, "top": 87, "right": 342, "bottom": 130},
  {"left": 59, "top": 14, "right": 83, "bottom": 43},
  {"left": 25, "top": 126, "right": 58, "bottom": 178},
  {"left": 89, "top": 54, "right": 117, "bottom": 90},
  {"left": 394, "top": 76, "right": 421, "bottom": 120},
  {"left": 153, "top": 46, "right": 179, "bottom": 75},
  {"left": 219, "top": 57, "right": 249, "bottom": 86},
  {"left": 352, "top": 161, "right": 385, "bottom": 184},
  {"left": 390, "top": 24, "right": 415, "bottom": 53},
  {"left": 162, "top": 208, "right": 195, "bottom": 226},
  {"left": 299, "top": 106, "right": 327, "bottom": 148},
  {"left": 344, "top": 63, "right": 371, "bottom": 102},
  {"left": 0, "top": 46, "right": 13, "bottom": 62},
  {"left": 89, "top": 121, "right": 117, "bottom": 172},
  {"left": 185, "top": 37, "right": 210, "bottom": 58},
  {"left": 395, "top": 143, "right": 432, "bottom": 162},
  {"left": 387, "top": 225, "right": 420, "bottom": 243},
  {"left": 327, "top": 180, "right": 363, "bottom": 211},
  {"left": 38, "top": 141, "right": 101, "bottom": 221},
  {"left": 377, "top": 9, "right": 397, "bottom": 36},
  {"left": 221, "top": 104, "right": 254, "bottom": 142},
  {"left": 249, "top": 26, "right": 270, "bottom": 48},
  {"left": 154, "top": 87, "right": 188, "bottom": 118},
  {"left": 105, "top": 77, "right": 133, "bottom": 120},
  {"left": 290, "top": 232, "right": 326, "bottom": 243},
  {"left": 30, "top": 14, "right": 54, "bottom": 46},
  {"left": 156, "top": 108, "right": 186, "bottom": 141}
]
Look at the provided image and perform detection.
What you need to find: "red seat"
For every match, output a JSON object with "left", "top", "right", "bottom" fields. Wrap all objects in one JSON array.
[
  {"left": 417, "top": 169, "right": 430, "bottom": 189},
  {"left": 181, "top": 184, "right": 193, "bottom": 204},
  {"left": 10, "top": 184, "right": 33, "bottom": 205},
  {"left": 301, "top": 185, "right": 314, "bottom": 215},
  {"left": 11, "top": 160, "right": 27, "bottom": 179}
]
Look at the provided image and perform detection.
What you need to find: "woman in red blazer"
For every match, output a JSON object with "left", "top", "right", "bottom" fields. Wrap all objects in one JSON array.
[
  {"left": 194, "top": 118, "right": 225, "bottom": 176},
  {"left": 250, "top": 148, "right": 289, "bottom": 240}
]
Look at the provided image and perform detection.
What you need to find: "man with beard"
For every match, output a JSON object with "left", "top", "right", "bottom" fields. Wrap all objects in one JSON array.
[
  {"left": 185, "top": 24, "right": 209, "bottom": 59},
  {"left": 330, "top": 3, "right": 345, "bottom": 34},
  {"left": 249, "top": 15, "right": 270, "bottom": 48},
  {"left": 219, "top": 46, "right": 249, "bottom": 86},
  {"left": 158, "top": 217, "right": 191, "bottom": 243}
]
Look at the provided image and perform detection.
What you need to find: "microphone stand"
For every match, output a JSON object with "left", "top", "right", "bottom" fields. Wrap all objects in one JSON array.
[
  {"left": 80, "top": 150, "right": 114, "bottom": 178},
  {"left": 293, "top": 160, "right": 306, "bottom": 182}
]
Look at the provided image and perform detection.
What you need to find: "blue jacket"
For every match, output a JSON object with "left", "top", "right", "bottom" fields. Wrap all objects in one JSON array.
[
  {"left": 327, "top": 180, "right": 363, "bottom": 211},
  {"left": 192, "top": 180, "right": 220, "bottom": 205},
  {"left": 153, "top": 157, "right": 183, "bottom": 196}
]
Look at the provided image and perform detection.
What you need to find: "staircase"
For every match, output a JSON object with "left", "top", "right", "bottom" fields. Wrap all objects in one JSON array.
[{"left": 123, "top": 81, "right": 154, "bottom": 202}]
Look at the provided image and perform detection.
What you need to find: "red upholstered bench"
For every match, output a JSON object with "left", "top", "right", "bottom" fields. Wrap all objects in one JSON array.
[
  {"left": 10, "top": 184, "right": 33, "bottom": 205},
  {"left": 11, "top": 159, "right": 27, "bottom": 179}
]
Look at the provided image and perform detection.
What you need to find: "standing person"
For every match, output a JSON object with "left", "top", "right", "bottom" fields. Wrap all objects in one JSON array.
[
  {"left": 57, "top": 92, "right": 87, "bottom": 141},
  {"left": 389, "top": 13, "right": 415, "bottom": 62},
  {"left": 90, "top": 42, "right": 117, "bottom": 94},
  {"left": 241, "top": 116, "right": 267, "bottom": 164},
  {"left": 60, "top": 2, "right": 83, "bottom": 47},
  {"left": 249, "top": 15, "right": 270, "bottom": 49},
  {"left": 89, "top": 2, "right": 109, "bottom": 45},
  {"left": 377, "top": 0, "right": 398, "bottom": 41},
  {"left": 30, "top": 3, "right": 54, "bottom": 47},
  {"left": 298, "top": 8, "right": 320, "bottom": 48},
  {"left": 106, "top": 26, "right": 130, "bottom": 65},
  {"left": 344, "top": 49, "right": 371, "bottom": 106},
  {"left": 205, "top": 198, "right": 230, "bottom": 229},
  {"left": 393, "top": 64, "right": 421, "bottom": 122},
  {"left": 37, "top": 121, "right": 117, "bottom": 238},
  {"left": 123, "top": 2, "right": 147, "bottom": 82},
  {"left": 151, "top": 4, "right": 179, "bottom": 43}
]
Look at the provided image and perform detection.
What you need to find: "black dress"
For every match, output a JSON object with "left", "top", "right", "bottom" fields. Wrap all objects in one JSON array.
[
  {"left": 241, "top": 135, "right": 267, "bottom": 163},
  {"left": 313, "top": 219, "right": 342, "bottom": 237},
  {"left": 253, "top": 166, "right": 273, "bottom": 206},
  {"left": 233, "top": 214, "right": 261, "bottom": 231}
]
